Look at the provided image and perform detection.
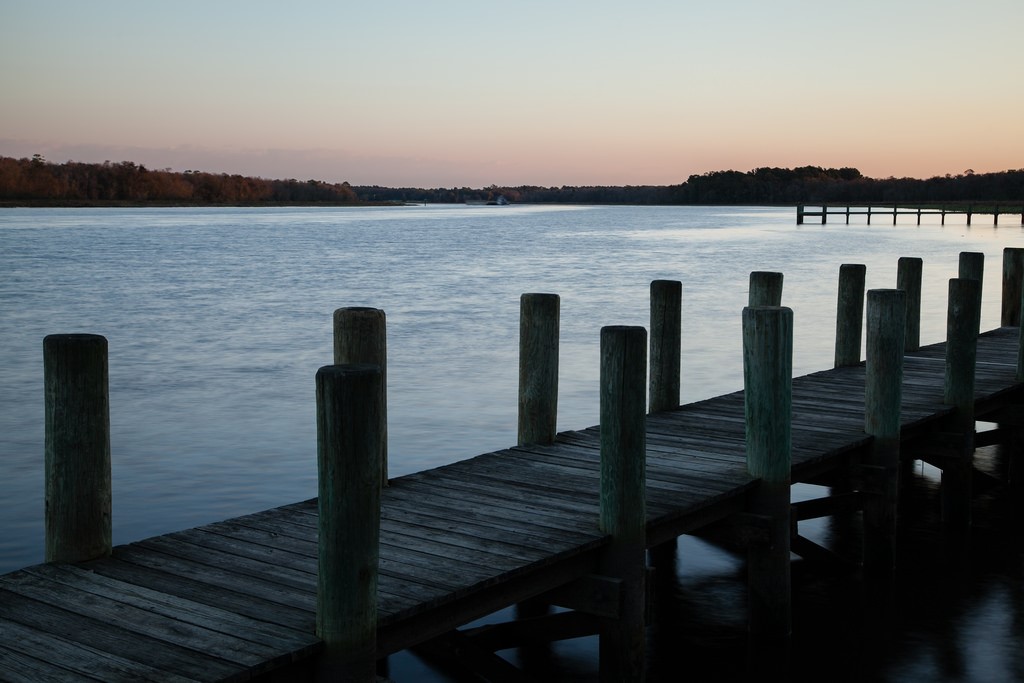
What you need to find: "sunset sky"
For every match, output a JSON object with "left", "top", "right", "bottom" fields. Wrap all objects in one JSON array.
[{"left": 2, "top": 1, "right": 1021, "bottom": 188}]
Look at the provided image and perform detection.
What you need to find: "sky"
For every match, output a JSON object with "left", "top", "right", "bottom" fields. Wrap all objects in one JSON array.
[{"left": 2, "top": 0, "right": 1022, "bottom": 188}]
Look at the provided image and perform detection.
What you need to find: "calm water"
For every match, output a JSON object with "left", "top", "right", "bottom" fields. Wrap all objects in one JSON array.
[{"left": 2, "top": 204, "right": 1023, "bottom": 680}]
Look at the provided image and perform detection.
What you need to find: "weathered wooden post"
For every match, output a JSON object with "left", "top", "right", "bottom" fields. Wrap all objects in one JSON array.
[
  {"left": 943, "top": 278, "right": 981, "bottom": 532},
  {"left": 1001, "top": 247, "right": 1024, "bottom": 327},
  {"left": 315, "top": 363, "right": 383, "bottom": 682},
  {"left": 959, "top": 251, "right": 984, "bottom": 327},
  {"left": 649, "top": 280, "right": 681, "bottom": 413},
  {"left": 748, "top": 271, "right": 783, "bottom": 307},
  {"left": 835, "top": 264, "right": 866, "bottom": 367},
  {"left": 796, "top": 205, "right": 805, "bottom": 225},
  {"left": 896, "top": 257, "right": 923, "bottom": 352},
  {"left": 518, "top": 293, "right": 560, "bottom": 445},
  {"left": 742, "top": 305, "right": 793, "bottom": 641},
  {"left": 863, "top": 290, "right": 906, "bottom": 576},
  {"left": 599, "top": 325, "right": 647, "bottom": 681},
  {"left": 333, "top": 307, "right": 388, "bottom": 487},
  {"left": 44, "top": 334, "right": 112, "bottom": 563}
]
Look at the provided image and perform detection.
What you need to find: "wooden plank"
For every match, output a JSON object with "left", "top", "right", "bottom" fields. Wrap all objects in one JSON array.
[
  {"left": 0, "top": 617, "right": 201, "bottom": 683},
  {"left": 0, "top": 587, "right": 244, "bottom": 682}
]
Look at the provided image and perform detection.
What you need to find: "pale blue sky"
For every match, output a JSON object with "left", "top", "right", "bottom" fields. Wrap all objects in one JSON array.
[{"left": 2, "top": 1, "right": 1021, "bottom": 186}]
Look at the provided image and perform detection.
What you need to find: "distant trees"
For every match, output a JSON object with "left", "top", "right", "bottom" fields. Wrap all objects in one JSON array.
[
  {"left": 1, "top": 155, "right": 1020, "bottom": 206},
  {"left": 0, "top": 156, "right": 360, "bottom": 205}
]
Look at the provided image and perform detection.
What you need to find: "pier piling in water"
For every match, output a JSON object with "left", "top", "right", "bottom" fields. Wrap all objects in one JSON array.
[
  {"left": 834, "top": 264, "right": 866, "bottom": 367},
  {"left": 649, "top": 280, "right": 682, "bottom": 413},
  {"left": 44, "top": 334, "right": 112, "bottom": 564},
  {"left": 315, "top": 363, "right": 384, "bottom": 682},
  {"left": 863, "top": 289, "right": 906, "bottom": 576},
  {"left": 598, "top": 325, "right": 648, "bottom": 680},
  {"left": 748, "top": 271, "right": 784, "bottom": 307},
  {"left": 333, "top": 307, "right": 389, "bottom": 487},
  {"left": 518, "top": 293, "right": 561, "bottom": 446},
  {"left": 896, "top": 257, "right": 923, "bottom": 352},
  {"left": 942, "top": 278, "right": 981, "bottom": 532},
  {"left": 742, "top": 305, "right": 793, "bottom": 640}
]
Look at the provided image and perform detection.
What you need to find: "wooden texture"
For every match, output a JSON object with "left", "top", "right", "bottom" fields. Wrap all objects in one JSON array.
[
  {"left": 834, "top": 264, "right": 866, "bottom": 367},
  {"left": 649, "top": 280, "right": 681, "bottom": 413},
  {"left": 43, "top": 334, "right": 112, "bottom": 564},
  {"left": 748, "top": 271, "right": 783, "bottom": 307},
  {"left": 598, "top": 325, "right": 647, "bottom": 681},
  {"left": 316, "top": 364, "right": 383, "bottom": 681},
  {"left": 1003, "top": 247, "right": 1024, "bottom": 327},
  {"left": 333, "top": 307, "right": 388, "bottom": 486},
  {"left": 897, "top": 256, "right": 923, "bottom": 352},
  {"left": 5, "top": 326, "right": 1024, "bottom": 681},
  {"left": 863, "top": 289, "right": 906, "bottom": 575},
  {"left": 518, "top": 293, "right": 560, "bottom": 446},
  {"left": 742, "top": 306, "right": 793, "bottom": 640}
]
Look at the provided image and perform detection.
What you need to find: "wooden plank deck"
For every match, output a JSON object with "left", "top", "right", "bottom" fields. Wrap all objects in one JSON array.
[{"left": 1, "top": 327, "right": 1022, "bottom": 681}]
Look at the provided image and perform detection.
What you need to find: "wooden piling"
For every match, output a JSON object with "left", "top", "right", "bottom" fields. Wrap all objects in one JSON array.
[
  {"left": 598, "top": 325, "right": 647, "bottom": 681},
  {"left": 315, "top": 363, "right": 383, "bottom": 682},
  {"left": 863, "top": 290, "right": 906, "bottom": 576},
  {"left": 897, "top": 257, "right": 923, "bottom": 352},
  {"left": 748, "top": 271, "right": 783, "bottom": 307},
  {"left": 649, "top": 280, "right": 681, "bottom": 413},
  {"left": 333, "top": 307, "right": 388, "bottom": 487},
  {"left": 43, "top": 334, "right": 112, "bottom": 564},
  {"left": 1001, "top": 247, "right": 1024, "bottom": 327},
  {"left": 834, "top": 264, "right": 866, "bottom": 367},
  {"left": 742, "top": 306, "right": 793, "bottom": 640},
  {"left": 518, "top": 294, "right": 560, "bottom": 446},
  {"left": 942, "top": 278, "right": 981, "bottom": 531},
  {"left": 959, "top": 251, "right": 985, "bottom": 322}
]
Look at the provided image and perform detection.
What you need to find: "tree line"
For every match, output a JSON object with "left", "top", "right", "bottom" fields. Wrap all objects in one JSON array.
[
  {"left": 1, "top": 154, "right": 1021, "bottom": 206},
  {"left": 0, "top": 155, "right": 359, "bottom": 204}
]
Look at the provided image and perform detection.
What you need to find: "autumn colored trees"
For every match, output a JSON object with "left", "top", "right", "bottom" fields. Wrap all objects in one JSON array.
[{"left": 0, "top": 156, "right": 360, "bottom": 204}]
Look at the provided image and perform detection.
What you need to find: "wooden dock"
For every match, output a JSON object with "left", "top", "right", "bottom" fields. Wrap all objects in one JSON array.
[
  {"left": 797, "top": 203, "right": 1024, "bottom": 226},
  {"left": 4, "top": 251, "right": 1024, "bottom": 681}
]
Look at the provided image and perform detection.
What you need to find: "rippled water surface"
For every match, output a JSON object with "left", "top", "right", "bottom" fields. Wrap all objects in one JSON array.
[{"left": 2, "top": 204, "right": 1023, "bottom": 680}]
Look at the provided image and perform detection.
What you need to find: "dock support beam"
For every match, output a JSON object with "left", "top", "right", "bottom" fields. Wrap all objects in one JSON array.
[
  {"left": 835, "top": 264, "right": 866, "bottom": 367},
  {"left": 44, "top": 334, "right": 112, "bottom": 564},
  {"left": 748, "top": 271, "right": 783, "bottom": 307},
  {"left": 943, "top": 278, "right": 981, "bottom": 533},
  {"left": 518, "top": 293, "right": 560, "bottom": 445},
  {"left": 897, "top": 257, "right": 923, "bottom": 352},
  {"left": 742, "top": 306, "right": 793, "bottom": 647},
  {"left": 334, "top": 307, "right": 389, "bottom": 487},
  {"left": 863, "top": 290, "right": 906, "bottom": 577},
  {"left": 649, "top": 280, "right": 681, "bottom": 413},
  {"left": 315, "top": 364, "right": 383, "bottom": 682},
  {"left": 598, "top": 325, "right": 647, "bottom": 681},
  {"left": 1001, "top": 247, "right": 1024, "bottom": 327}
]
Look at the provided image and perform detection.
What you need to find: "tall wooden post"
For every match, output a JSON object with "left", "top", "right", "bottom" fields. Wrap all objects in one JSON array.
[
  {"left": 599, "top": 326, "right": 647, "bottom": 681},
  {"left": 518, "top": 294, "right": 560, "bottom": 445},
  {"left": 315, "top": 363, "right": 383, "bottom": 682},
  {"left": 959, "top": 251, "right": 984, "bottom": 325},
  {"left": 863, "top": 290, "right": 906, "bottom": 576},
  {"left": 649, "top": 280, "right": 681, "bottom": 413},
  {"left": 835, "top": 264, "right": 866, "bottom": 367},
  {"left": 333, "top": 307, "right": 388, "bottom": 487},
  {"left": 896, "top": 257, "right": 923, "bottom": 352},
  {"left": 44, "top": 334, "right": 112, "bottom": 563},
  {"left": 742, "top": 306, "right": 793, "bottom": 640},
  {"left": 748, "top": 271, "right": 783, "bottom": 307},
  {"left": 943, "top": 279, "right": 981, "bottom": 532},
  {"left": 796, "top": 205, "right": 804, "bottom": 225},
  {"left": 1001, "top": 247, "right": 1024, "bottom": 327}
]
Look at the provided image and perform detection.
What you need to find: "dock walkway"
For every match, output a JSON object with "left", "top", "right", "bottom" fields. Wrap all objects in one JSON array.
[{"left": 2, "top": 321, "right": 1022, "bottom": 681}]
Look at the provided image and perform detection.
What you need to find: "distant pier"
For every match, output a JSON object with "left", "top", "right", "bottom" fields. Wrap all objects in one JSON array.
[{"left": 797, "top": 204, "right": 1024, "bottom": 226}]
